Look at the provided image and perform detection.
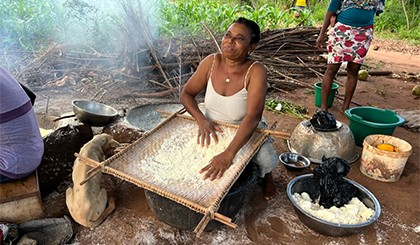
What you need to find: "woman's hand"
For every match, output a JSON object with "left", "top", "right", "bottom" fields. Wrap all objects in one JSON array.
[
  {"left": 200, "top": 151, "right": 234, "bottom": 181},
  {"left": 316, "top": 33, "right": 325, "bottom": 51},
  {"left": 317, "top": 10, "right": 336, "bottom": 51},
  {"left": 330, "top": 15, "right": 337, "bottom": 28},
  {"left": 197, "top": 118, "right": 223, "bottom": 147}
]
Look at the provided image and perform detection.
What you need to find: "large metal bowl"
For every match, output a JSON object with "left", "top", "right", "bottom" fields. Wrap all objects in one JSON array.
[
  {"left": 72, "top": 100, "right": 118, "bottom": 126},
  {"left": 287, "top": 174, "right": 381, "bottom": 237},
  {"left": 288, "top": 120, "right": 359, "bottom": 164},
  {"left": 126, "top": 102, "right": 184, "bottom": 131}
]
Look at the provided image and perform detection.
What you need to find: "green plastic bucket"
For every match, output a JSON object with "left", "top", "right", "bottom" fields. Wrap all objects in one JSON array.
[
  {"left": 314, "top": 82, "right": 339, "bottom": 108},
  {"left": 344, "top": 107, "right": 405, "bottom": 146}
]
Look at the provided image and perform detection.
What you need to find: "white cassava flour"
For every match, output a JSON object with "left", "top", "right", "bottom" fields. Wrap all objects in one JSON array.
[
  {"left": 138, "top": 124, "right": 237, "bottom": 189},
  {"left": 293, "top": 192, "right": 375, "bottom": 224}
]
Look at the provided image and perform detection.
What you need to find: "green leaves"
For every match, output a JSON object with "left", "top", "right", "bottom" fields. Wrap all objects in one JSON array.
[
  {"left": 156, "top": 0, "right": 315, "bottom": 38},
  {"left": 265, "top": 99, "right": 308, "bottom": 120},
  {"left": 1, "top": 0, "right": 55, "bottom": 51}
]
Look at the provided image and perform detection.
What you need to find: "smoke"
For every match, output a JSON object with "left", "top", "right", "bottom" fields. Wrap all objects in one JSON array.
[
  {"left": 59, "top": 0, "right": 161, "bottom": 53},
  {"left": 0, "top": 0, "right": 162, "bottom": 69}
]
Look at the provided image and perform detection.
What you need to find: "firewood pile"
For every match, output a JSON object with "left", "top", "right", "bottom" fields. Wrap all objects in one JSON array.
[
  {"left": 256, "top": 27, "right": 327, "bottom": 89},
  {"left": 16, "top": 26, "right": 326, "bottom": 98}
]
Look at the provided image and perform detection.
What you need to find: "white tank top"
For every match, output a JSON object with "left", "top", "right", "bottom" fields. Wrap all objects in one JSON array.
[{"left": 204, "top": 54, "right": 259, "bottom": 125}]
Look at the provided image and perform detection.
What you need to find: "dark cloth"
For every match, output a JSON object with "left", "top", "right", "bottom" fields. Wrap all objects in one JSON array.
[
  {"left": 0, "top": 173, "right": 16, "bottom": 184},
  {"left": 19, "top": 83, "right": 36, "bottom": 105},
  {"left": 0, "top": 100, "right": 32, "bottom": 124}
]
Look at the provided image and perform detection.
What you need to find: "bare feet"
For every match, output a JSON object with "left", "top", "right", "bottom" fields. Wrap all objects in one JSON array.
[
  {"left": 263, "top": 172, "right": 278, "bottom": 200},
  {"left": 340, "top": 107, "right": 349, "bottom": 115}
]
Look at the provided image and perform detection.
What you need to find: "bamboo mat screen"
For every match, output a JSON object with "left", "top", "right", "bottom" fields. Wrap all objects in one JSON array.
[{"left": 101, "top": 113, "right": 268, "bottom": 215}]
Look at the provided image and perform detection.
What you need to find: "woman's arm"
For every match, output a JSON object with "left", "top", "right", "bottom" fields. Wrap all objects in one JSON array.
[
  {"left": 180, "top": 54, "right": 223, "bottom": 146},
  {"left": 200, "top": 62, "right": 268, "bottom": 181},
  {"left": 316, "top": 10, "right": 336, "bottom": 50}
]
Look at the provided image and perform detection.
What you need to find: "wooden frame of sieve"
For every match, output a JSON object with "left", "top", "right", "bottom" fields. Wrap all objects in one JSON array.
[{"left": 76, "top": 111, "right": 290, "bottom": 236}]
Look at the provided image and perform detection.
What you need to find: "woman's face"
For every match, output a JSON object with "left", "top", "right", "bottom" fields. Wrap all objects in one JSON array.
[{"left": 221, "top": 23, "right": 255, "bottom": 59}]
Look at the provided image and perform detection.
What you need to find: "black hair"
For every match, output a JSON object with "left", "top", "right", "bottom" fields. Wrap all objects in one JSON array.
[{"left": 232, "top": 17, "right": 260, "bottom": 44}]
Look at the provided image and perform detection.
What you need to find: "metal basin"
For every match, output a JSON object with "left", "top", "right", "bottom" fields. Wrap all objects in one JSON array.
[
  {"left": 126, "top": 102, "right": 184, "bottom": 131},
  {"left": 72, "top": 100, "right": 118, "bottom": 126},
  {"left": 287, "top": 174, "right": 381, "bottom": 237},
  {"left": 288, "top": 120, "right": 359, "bottom": 164}
]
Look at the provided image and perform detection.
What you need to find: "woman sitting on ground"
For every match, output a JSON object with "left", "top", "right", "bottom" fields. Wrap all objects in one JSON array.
[
  {"left": 0, "top": 66, "right": 44, "bottom": 184},
  {"left": 180, "top": 17, "right": 279, "bottom": 200}
]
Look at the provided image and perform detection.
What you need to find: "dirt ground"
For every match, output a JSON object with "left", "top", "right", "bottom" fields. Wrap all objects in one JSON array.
[{"left": 29, "top": 41, "right": 420, "bottom": 245}]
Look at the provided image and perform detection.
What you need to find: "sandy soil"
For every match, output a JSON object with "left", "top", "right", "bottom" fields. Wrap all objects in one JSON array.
[{"left": 29, "top": 45, "right": 420, "bottom": 245}]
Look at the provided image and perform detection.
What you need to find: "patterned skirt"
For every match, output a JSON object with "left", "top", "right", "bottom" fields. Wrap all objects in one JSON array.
[{"left": 327, "top": 22, "right": 374, "bottom": 64}]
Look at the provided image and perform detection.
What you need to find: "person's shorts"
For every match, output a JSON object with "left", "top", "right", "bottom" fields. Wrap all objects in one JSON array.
[
  {"left": 294, "top": 5, "right": 306, "bottom": 17},
  {"left": 328, "top": 22, "right": 374, "bottom": 64},
  {"left": 252, "top": 119, "right": 279, "bottom": 178}
]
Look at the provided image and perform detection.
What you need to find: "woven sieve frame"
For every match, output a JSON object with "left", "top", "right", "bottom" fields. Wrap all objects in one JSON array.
[{"left": 100, "top": 113, "right": 269, "bottom": 215}]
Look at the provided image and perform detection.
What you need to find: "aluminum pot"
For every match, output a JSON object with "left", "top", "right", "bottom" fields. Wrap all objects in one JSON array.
[{"left": 72, "top": 100, "right": 118, "bottom": 126}]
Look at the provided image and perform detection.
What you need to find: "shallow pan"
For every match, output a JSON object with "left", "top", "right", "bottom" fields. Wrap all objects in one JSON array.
[
  {"left": 72, "top": 100, "right": 117, "bottom": 126},
  {"left": 279, "top": 152, "right": 311, "bottom": 170}
]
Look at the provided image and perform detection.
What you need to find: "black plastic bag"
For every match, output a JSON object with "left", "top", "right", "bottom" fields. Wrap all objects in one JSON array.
[
  {"left": 311, "top": 156, "right": 357, "bottom": 208},
  {"left": 310, "top": 109, "right": 336, "bottom": 130}
]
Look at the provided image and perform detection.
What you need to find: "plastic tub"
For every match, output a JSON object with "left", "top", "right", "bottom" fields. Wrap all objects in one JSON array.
[
  {"left": 144, "top": 163, "right": 258, "bottom": 231},
  {"left": 344, "top": 107, "right": 405, "bottom": 146},
  {"left": 314, "top": 82, "right": 339, "bottom": 108},
  {"left": 361, "top": 134, "right": 412, "bottom": 182}
]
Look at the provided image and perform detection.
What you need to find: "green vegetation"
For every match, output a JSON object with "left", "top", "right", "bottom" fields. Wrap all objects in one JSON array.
[
  {"left": 156, "top": 0, "right": 313, "bottom": 37},
  {"left": 374, "top": 0, "right": 420, "bottom": 45},
  {"left": 304, "top": 88, "right": 315, "bottom": 94},
  {"left": 310, "top": 0, "right": 420, "bottom": 45},
  {"left": 0, "top": 0, "right": 122, "bottom": 52},
  {"left": 1, "top": 0, "right": 419, "bottom": 57},
  {"left": 265, "top": 99, "right": 308, "bottom": 120},
  {"left": 0, "top": 0, "right": 56, "bottom": 51}
]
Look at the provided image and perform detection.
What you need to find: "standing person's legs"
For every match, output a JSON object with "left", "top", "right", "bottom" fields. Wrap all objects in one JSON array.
[
  {"left": 341, "top": 62, "right": 362, "bottom": 113},
  {"left": 321, "top": 63, "right": 341, "bottom": 112}
]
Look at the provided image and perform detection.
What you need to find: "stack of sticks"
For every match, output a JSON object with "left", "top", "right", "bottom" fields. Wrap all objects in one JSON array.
[{"left": 16, "top": 26, "right": 327, "bottom": 98}]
